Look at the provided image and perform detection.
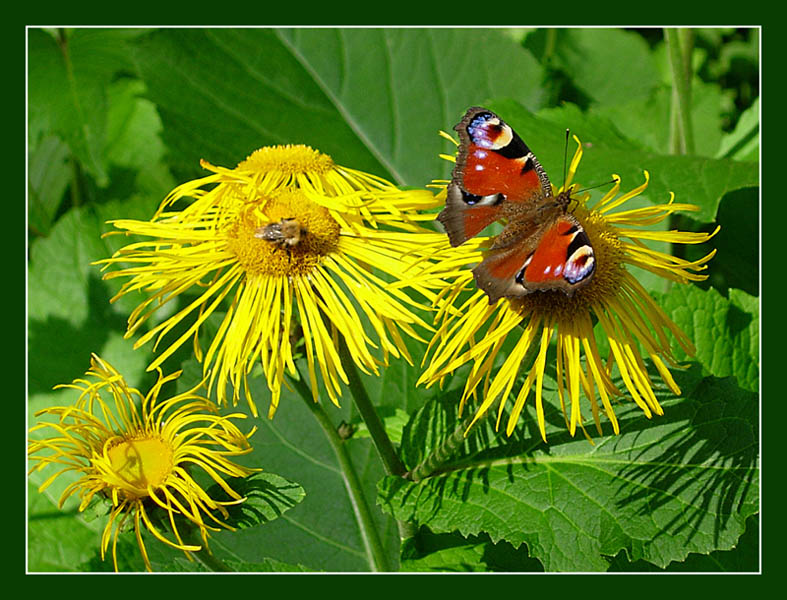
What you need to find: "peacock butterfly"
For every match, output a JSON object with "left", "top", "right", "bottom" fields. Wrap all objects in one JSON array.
[{"left": 437, "top": 107, "right": 595, "bottom": 304}]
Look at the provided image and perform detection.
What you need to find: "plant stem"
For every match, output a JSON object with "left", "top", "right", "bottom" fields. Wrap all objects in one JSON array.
[
  {"left": 406, "top": 328, "right": 538, "bottom": 482},
  {"left": 543, "top": 28, "right": 557, "bottom": 63},
  {"left": 289, "top": 367, "right": 391, "bottom": 572},
  {"left": 406, "top": 413, "right": 476, "bottom": 482},
  {"left": 336, "top": 339, "right": 408, "bottom": 478},
  {"left": 334, "top": 339, "right": 418, "bottom": 541},
  {"left": 665, "top": 27, "right": 695, "bottom": 155}
]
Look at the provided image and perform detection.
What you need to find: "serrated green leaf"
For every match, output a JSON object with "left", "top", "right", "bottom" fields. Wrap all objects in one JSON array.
[
  {"left": 658, "top": 285, "right": 759, "bottom": 392},
  {"left": 206, "top": 473, "right": 305, "bottom": 530},
  {"left": 402, "top": 538, "right": 489, "bottom": 572},
  {"left": 400, "top": 530, "right": 543, "bottom": 572},
  {"left": 380, "top": 372, "right": 758, "bottom": 572},
  {"left": 608, "top": 514, "right": 759, "bottom": 572}
]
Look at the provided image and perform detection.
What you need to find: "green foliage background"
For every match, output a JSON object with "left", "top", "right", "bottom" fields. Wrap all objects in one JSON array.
[{"left": 27, "top": 27, "right": 759, "bottom": 572}]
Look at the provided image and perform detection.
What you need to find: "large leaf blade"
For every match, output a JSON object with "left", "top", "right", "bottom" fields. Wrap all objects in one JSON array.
[{"left": 380, "top": 369, "right": 758, "bottom": 571}]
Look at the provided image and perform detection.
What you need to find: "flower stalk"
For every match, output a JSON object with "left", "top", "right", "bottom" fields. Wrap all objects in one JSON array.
[
  {"left": 405, "top": 413, "right": 475, "bottom": 482},
  {"left": 289, "top": 365, "right": 391, "bottom": 572},
  {"left": 336, "top": 337, "right": 407, "bottom": 479},
  {"left": 666, "top": 27, "right": 696, "bottom": 155}
]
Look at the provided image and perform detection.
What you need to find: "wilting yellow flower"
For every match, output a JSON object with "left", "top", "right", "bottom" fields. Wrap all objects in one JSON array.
[
  {"left": 98, "top": 145, "right": 442, "bottom": 417},
  {"left": 419, "top": 138, "right": 718, "bottom": 441},
  {"left": 28, "top": 354, "right": 258, "bottom": 571}
]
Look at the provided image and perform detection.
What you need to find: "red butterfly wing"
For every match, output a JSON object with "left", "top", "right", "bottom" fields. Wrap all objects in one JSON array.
[
  {"left": 520, "top": 216, "right": 595, "bottom": 290},
  {"left": 438, "top": 108, "right": 551, "bottom": 246},
  {"left": 474, "top": 215, "right": 595, "bottom": 302}
]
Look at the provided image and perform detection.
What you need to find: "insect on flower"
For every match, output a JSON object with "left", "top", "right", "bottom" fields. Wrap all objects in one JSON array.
[{"left": 255, "top": 217, "right": 306, "bottom": 248}]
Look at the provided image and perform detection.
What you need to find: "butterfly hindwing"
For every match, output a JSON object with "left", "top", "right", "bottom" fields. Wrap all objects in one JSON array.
[
  {"left": 519, "top": 214, "right": 595, "bottom": 291},
  {"left": 473, "top": 215, "right": 595, "bottom": 302}
]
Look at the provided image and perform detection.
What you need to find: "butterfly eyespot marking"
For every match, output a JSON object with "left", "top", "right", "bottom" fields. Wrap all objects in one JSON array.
[{"left": 564, "top": 246, "right": 595, "bottom": 284}]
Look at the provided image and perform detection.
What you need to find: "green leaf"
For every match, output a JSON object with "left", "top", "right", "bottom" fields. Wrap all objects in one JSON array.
[
  {"left": 78, "top": 535, "right": 146, "bottom": 572},
  {"left": 549, "top": 28, "right": 661, "bottom": 106},
  {"left": 132, "top": 28, "right": 546, "bottom": 187},
  {"left": 28, "top": 29, "right": 140, "bottom": 186},
  {"left": 716, "top": 98, "right": 759, "bottom": 161},
  {"left": 681, "top": 186, "right": 759, "bottom": 296},
  {"left": 380, "top": 371, "right": 758, "bottom": 572},
  {"left": 354, "top": 408, "right": 410, "bottom": 445},
  {"left": 278, "top": 28, "right": 546, "bottom": 184},
  {"left": 27, "top": 201, "right": 158, "bottom": 397},
  {"left": 607, "top": 514, "right": 759, "bottom": 571},
  {"left": 590, "top": 78, "right": 726, "bottom": 157},
  {"left": 163, "top": 557, "right": 313, "bottom": 572},
  {"left": 105, "top": 78, "right": 167, "bottom": 170},
  {"left": 27, "top": 481, "right": 104, "bottom": 572},
  {"left": 402, "top": 537, "right": 489, "bottom": 573},
  {"left": 28, "top": 135, "right": 71, "bottom": 236},
  {"left": 206, "top": 473, "right": 306, "bottom": 530},
  {"left": 201, "top": 365, "right": 401, "bottom": 572},
  {"left": 658, "top": 285, "right": 759, "bottom": 392},
  {"left": 400, "top": 530, "right": 544, "bottom": 572}
]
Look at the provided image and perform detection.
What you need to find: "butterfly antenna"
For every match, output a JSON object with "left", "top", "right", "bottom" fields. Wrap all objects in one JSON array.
[
  {"left": 573, "top": 177, "right": 620, "bottom": 195},
  {"left": 562, "top": 128, "right": 570, "bottom": 193}
]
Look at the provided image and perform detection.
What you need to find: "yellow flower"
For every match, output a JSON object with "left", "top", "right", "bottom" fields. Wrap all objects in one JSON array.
[
  {"left": 420, "top": 138, "right": 718, "bottom": 441},
  {"left": 28, "top": 354, "right": 258, "bottom": 571},
  {"left": 98, "top": 145, "right": 442, "bottom": 417}
]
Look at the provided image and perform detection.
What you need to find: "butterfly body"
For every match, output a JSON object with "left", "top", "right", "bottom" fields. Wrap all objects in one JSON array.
[{"left": 438, "top": 107, "right": 595, "bottom": 303}]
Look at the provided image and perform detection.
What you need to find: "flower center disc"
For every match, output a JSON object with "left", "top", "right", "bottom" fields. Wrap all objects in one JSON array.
[
  {"left": 238, "top": 144, "right": 334, "bottom": 176},
  {"left": 106, "top": 436, "right": 174, "bottom": 498},
  {"left": 227, "top": 188, "right": 341, "bottom": 277}
]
